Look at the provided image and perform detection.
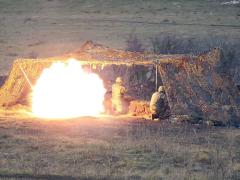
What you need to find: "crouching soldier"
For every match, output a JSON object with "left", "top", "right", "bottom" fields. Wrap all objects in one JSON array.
[
  {"left": 112, "top": 77, "right": 127, "bottom": 114},
  {"left": 150, "top": 86, "right": 169, "bottom": 120}
]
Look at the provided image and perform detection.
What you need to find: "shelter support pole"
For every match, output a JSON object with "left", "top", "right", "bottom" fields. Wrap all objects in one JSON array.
[
  {"left": 19, "top": 65, "right": 33, "bottom": 90},
  {"left": 155, "top": 64, "right": 158, "bottom": 91}
]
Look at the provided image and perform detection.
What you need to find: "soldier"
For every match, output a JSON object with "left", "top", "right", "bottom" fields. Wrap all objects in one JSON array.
[
  {"left": 112, "top": 77, "right": 127, "bottom": 114},
  {"left": 150, "top": 86, "right": 169, "bottom": 120}
]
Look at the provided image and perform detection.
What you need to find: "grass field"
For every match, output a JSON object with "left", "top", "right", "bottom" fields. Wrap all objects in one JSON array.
[
  {"left": 0, "top": 113, "right": 240, "bottom": 179},
  {"left": 0, "top": 0, "right": 240, "bottom": 75},
  {"left": 0, "top": 1, "right": 240, "bottom": 179}
]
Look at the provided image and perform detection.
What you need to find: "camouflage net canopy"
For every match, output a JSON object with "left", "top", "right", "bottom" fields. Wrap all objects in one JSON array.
[
  {"left": 158, "top": 48, "right": 240, "bottom": 125},
  {"left": 0, "top": 41, "right": 239, "bottom": 125}
]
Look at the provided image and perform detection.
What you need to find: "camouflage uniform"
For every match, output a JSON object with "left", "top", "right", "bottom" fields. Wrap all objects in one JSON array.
[
  {"left": 150, "top": 86, "right": 169, "bottom": 119},
  {"left": 112, "top": 77, "right": 127, "bottom": 114}
]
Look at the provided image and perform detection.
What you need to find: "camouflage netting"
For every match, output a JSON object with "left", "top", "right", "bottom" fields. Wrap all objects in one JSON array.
[
  {"left": 0, "top": 41, "right": 165, "bottom": 107},
  {"left": 158, "top": 48, "right": 240, "bottom": 125},
  {"left": 0, "top": 41, "right": 239, "bottom": 125},
  {"left": 0, "top": 59, "right": 55, "bottom": 107}
]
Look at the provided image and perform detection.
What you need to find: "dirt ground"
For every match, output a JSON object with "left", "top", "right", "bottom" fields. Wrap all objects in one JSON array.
[
  {"left": 0, "top": 0, "right": 240, "bottom": 75},
  {"left": 0, "top": 111, "right": 240, "bottom": 179}
]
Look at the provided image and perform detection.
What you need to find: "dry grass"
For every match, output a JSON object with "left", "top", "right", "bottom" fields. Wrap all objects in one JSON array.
[
  {"left": 0, "top": 0, "right": 240, "bottom": 75},
  {"left": 0, "top": 114, "right": 239, "bottom": 179}
]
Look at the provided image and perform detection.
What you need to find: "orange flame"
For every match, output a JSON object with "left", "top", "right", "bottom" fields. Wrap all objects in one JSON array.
[{"left": 32, "top": 59, "right": 106, "bottom": 119}]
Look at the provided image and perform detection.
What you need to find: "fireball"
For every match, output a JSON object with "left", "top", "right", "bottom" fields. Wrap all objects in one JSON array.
[{"left": 32, "top": 59, "right": 106, "bottom": 119}]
